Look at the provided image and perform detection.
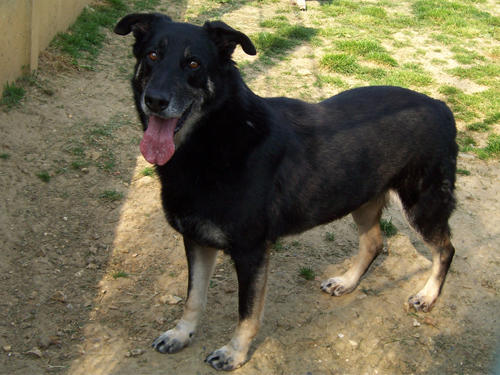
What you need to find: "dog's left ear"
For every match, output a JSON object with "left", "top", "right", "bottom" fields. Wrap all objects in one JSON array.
[{"left": 203, "top": 21, "right": 257, "bottom": 59}]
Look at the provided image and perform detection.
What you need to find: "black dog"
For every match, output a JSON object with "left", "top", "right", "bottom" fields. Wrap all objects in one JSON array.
[{"left": 115, "top": 13, "right": 458, "bottom": 371}]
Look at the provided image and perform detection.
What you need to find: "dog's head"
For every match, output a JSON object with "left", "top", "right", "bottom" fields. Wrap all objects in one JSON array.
[{"left": 115, "top": 13, "right": 256, "bottom": 165}]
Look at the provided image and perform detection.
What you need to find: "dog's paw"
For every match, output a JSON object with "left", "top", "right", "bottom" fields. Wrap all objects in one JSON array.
[
  {"left": 320, "top": 277, "right": 356, "bottom": 296},
  {"left": 407, "top": 293, "right": 435, "bottom": 313},
  {"left": 152, "top": 328, "right": 192, "bottom": 354},
  {"left": 205, "top": 345, "right": 246, "bottom": 371}
]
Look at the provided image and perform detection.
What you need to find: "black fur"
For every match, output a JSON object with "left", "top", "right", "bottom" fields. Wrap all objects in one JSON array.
[{"left": 116, "top": 13, "right": 458, "bottom": 369}]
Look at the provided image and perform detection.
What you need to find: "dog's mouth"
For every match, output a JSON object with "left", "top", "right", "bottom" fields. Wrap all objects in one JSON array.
[{"left": 140, "top": 104, "right": 192, "bottom": 166}]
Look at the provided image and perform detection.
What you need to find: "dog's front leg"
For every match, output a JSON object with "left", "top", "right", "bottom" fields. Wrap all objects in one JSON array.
[
  {"left": 152, "top": 237, "right": 218, "bottom": 353},
  {"left": 206, "top": 246, "right": 269, "bottom": 371}
]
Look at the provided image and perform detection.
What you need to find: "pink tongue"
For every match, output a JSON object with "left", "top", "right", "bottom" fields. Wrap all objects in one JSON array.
[{"left": 140, "top": 116, "right": 178, "bottom": 166}]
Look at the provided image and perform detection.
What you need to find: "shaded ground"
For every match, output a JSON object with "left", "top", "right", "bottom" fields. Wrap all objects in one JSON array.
[{"left": 1, "top": 0, "right": 499, "bottom": 374}]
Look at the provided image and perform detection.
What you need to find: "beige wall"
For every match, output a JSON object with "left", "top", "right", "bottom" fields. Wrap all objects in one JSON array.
[{"left": 0, "top": 0, "right": 93, "bottom": 89}]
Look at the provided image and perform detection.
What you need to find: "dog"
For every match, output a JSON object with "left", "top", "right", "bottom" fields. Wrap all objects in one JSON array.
[{"left": 115, "top": 13, "right": 458, "bottom": 371}]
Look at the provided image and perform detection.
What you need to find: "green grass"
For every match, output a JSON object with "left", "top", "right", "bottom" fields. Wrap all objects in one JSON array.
[
  {"left": 141, "top": 167, "right": 155, "bottom": 177},
  {"left": 320, "top": 54, "right": 360, "bottom": 74},
  {"left": 380, "top": 219, "right": 398, "bottom": 237},
  {"left": 335, "top": 39, "right": 398, "bottom": 66},
  {"left": 457, "top": 168, "right": 471, "bottom": 176},
  {"left": 1, "top": 83, "right": 25, "bottom": 109},
  {"left": 36, "top": 171, "right": 51, "bottom": 183},
  {"left": 52, "top": 0, "right": 160, "bottom": 67},
  {"left": 324, "top": 232, "right": 335, "bottom": 242},
  {"left": 99, "top": 190, "right": 124, "bottom": 201},
  {"left": 112, "top": 270, "right": 129, "bottom": 279},
  {"left": 476, "top": 134, "right": 500, "bottom": 160},
  {"left": 0, "top": 153, "right": 10, "bottom": 160},
  {"left": 299, "top": 267, "right": 316, "bottom": 281}
]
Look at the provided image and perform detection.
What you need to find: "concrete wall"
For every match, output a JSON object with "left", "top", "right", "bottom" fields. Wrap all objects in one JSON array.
[{"left": 0, "top": 0, "right": 93, "bottom": 89}]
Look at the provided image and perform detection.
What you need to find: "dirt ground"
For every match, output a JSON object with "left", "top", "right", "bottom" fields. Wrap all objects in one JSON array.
[{"left": 1, "top": 2, "right": 500, "bottom": 375}]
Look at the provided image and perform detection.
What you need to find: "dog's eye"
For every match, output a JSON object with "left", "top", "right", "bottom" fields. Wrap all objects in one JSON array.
[
  {"left": 148, "top": 52, "right": 159, "bottom": 62},
  {"left": 188, "top": 60, "right": 200, "bottom": 69}
]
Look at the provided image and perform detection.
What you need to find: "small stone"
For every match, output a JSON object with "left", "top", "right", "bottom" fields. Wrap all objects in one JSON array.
[
  {"left": 348, "top": 340, "right": 358, "bottom": 348},
  {"left": 26, "top": 347, "right": 43, "bottom": 358},
  {"left": 155, "top": 316, "right": 167, "bottom": 325},
  {"left": 338, "top": 333, "right": 344, "bottom": 338},
  {"left": 413, "top": 319, "right": 421, "bottom": 327},
  {"left": 159, "top": 295, "right": 182, "bottom": 305},
  {"left": 51, "top": 291, "right": 67, "bottom": 303},
  {"left": 3, "top": 345, "right": 12, "bottom": 352}
]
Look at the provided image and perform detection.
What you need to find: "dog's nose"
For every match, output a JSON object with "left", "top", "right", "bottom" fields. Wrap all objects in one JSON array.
[{"left": 145, "top": 93, "right": 169, "bottom": 113}]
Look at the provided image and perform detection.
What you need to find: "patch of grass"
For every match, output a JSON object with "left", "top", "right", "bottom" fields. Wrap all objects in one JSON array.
[
  {"left": 369, "top": 64, "right": 433, "bottom": 88},
  {"left": 112, "top": 270, "right": 129, "bottom": 279},
  {"left": 272, "top": 240, "right": 287, "bottom": 252},
  {"left": 71, "top": 160, "right": 90, "bottom": 170},
  {"left": 451, "top": 46, "right": 485, "bottom": 65},
  {"left": 36, "top": 171, "right": 51, "bottom": 183},
  {"left": 360, "top": 6, "right": 387, "bottom": 19},
  {"left": 99, "top": 190, "right": 124, "bottom": 201},
  {"left": 475, "top": 134, "right": 500, "bottom": 160},
  {"left": 448, "top": 64, "right": 500, "bottom": 86},
  {"left": 314, "top": 74, "right": 347, "bottom": 89},
  {"left": 467, "top": 113, "right": 500, "bottom": 133},
  {"left": 412, "top": 0, "right": 498, "bottom": 36},
  {"left": 0, "top": 153, "right": 10, "bottom": 160},
  {"left": 141, "top": 167, "right": 155, "bottom": 176},
  {"left": 380, "top": 218, "right": 397, "bottom": 237},
  {"left": 52, "top": 0, "right": 160, "bottom": 67},
  {"left": 252, "top": 22, "right": 317, "bottom": 60},
  {"left": 456, "top": 132, "right": 477, "bottom": 152},
  {"left": 299, "top": 267, "right": 315, "bottom": 281},
  {"left": 320, "top": 0, "right": 360, "bottom": 17},
  {"left": 438, "top": 86, "right": 474, "bottom": 121},
  {"left": 1, "top": 82, "right": 25, "bottom": 109},
  {"left": 456, "top": 168, "right": 471, "bottom": 176},
  {"left": 320, "top": 54, "right": 360, "bottom": 74},
  {"left": 324, "top": 232, "right": 335, "bottom": 242}
]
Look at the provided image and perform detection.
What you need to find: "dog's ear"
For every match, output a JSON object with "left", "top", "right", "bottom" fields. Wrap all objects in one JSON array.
[
  {"left": 203, "top": 21, "right": 257, "bottom": 59},
  {"left": 114, "top": 13, "right": 171, "bottom": 37}
]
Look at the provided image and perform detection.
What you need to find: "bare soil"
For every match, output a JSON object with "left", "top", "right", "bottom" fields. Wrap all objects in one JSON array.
[{"left": 1, "top": 2, "right": 499, "bottom": 375}]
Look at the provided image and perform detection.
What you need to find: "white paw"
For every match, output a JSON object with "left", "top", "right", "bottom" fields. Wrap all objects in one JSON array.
[
  {"left": 320, "top": 277, "right": 356, "bottom": 296},
  {"left": 205, "top": 345, "right": 247, "bottom": 371},
  {"left": 152, "top": 326, "right": 193, "bottom": 354}
]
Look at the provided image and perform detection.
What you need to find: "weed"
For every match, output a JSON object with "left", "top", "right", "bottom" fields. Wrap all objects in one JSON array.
[
  {"left": 456, "top": 168, "right": 471, "bottom": 176},
  {"left": 112, "top": 270, "right": 129, "bottom": 279},
  {"left": 1, "top": 83, "right": 25, "bottom": 109},
  {"left": 0, "top": 153, "right": 10, "bottom": 160},
  {"left": 71, "top": 160, "right": 90, "bottom": 170},
  {"left": 320, "top": 54, "right": 360, "bottom": 74},
  {"left": 141, "top": 167, "right": 155, "bottom": 176},
  {"left": 457, "top": 132, "right": 477, "bottom": 152},
  {"left": 324, "top": 232, "right": 335, "bottom": 242},
  {"left": 380, "top": 218, "right": 397, "bottom": 237},
  {"left": 299, "top": 267, "right": 315, "bottom": 281},
  {"left": 476, "top": 134, "right": 500, "bottom": 160},
  {"left": 36, "top": 171, "right": 51, "bottom": 183},
  {"left": 272, "top": 240, "right": 286, "bottom": 252},
  {"left": 100, "top": 190, "right": 124, "bottom": 201}
]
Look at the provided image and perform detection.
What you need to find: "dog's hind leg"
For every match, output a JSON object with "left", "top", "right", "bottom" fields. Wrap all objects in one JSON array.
[
  {"left": 152, "top": 237, "right": 218, "bottom": 353},
  {"left": 398, "top": 174, "right": 456, "bottom": 312},
  {"left": 321, "top": 195, "right": 386, "bottom": 296},
  {"left": 206, "top": 246, "right": 269, "bottom": 371}
]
